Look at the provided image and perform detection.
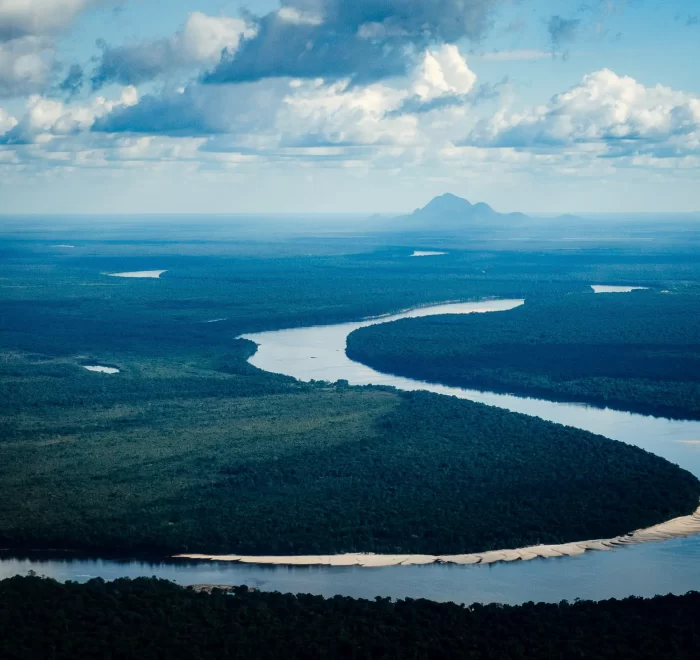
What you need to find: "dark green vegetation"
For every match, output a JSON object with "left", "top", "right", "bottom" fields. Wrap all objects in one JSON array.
[
  {"left": 3, "top": 577, "right": 700, "bottom": 659},
  {"left": 1, "top": 232, "right": 700, "bottom": 555},
  {"left": 347, "top": 290, "right": 700, "bottom": 419},
  {"left": 3, "top": 379, "right": 696, "bottom": 554}
]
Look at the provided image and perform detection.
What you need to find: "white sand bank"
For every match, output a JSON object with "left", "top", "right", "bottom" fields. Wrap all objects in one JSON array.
[
  {"left": 107, "top": 270, "right": 167, "bottom": 279},
  {"left": 175, "top": 505, "right": 700, "bottom": 568},
  {"left": 591, "top": 285, "right": 649, "bottom": 293},
  {"left": 83, "top": 365, "right": 120, "bottom": 374}
]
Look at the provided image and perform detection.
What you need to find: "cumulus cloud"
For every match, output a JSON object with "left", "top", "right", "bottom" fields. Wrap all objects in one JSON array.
[
  {"left": 0, "top": 0, "right": 103, "bottom": 41},
  {"left": 0, "top": 36, "right": 53, "bottom": 96},
  {"left": 466, "top": 69, "right": 700, "bottom": 158},
  {"left": 91, "top": 12, "right": 254, "bottom": 89},
  {"left": 277, "top": 78, "right": 416, "bottom": 147},
  {"left": 203, "top": 0, "right": 500, "bottom": 85},
  {"left": 93, "top": 80, "right": 285, "bottom": 137},
  {"left": 0, "top": 105, "right": 16, "bottom": 133},
  {"left": 92, "top": 43, "right": 476, "bottom": 152},
  {"left": 383, "top": 45, "right": 480, "bottom": 116},
  {"left": 1, "top": 85, "right": 137, "bottom": 144},
  {"left": 0, "top": 0, "right": 117, "bottom": 97}
]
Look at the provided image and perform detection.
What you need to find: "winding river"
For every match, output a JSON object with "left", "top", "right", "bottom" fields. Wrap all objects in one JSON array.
[{"left": 2, "top": 299, "right": 700, "bottom": 605}]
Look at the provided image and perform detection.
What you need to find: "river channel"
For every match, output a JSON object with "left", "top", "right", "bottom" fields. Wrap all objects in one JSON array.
[{"left": 3, "top": 299, "right": 700, "bottom": 605}]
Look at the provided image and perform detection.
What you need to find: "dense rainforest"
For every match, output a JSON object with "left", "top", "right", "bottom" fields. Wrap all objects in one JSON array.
[
  {"left": 2, "top": 383, "right": 696, "bottom": 555},
  {"left": 2, "top": 576, "right": 700, "bottom": 659},
  {"left": 347, "top": 290, "right": 700, "bottom": 419},
  {"left": 1, "top": 238, "right": 700, "bottom": 555}
]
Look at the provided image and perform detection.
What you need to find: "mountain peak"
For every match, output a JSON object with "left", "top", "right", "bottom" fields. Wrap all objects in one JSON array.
[
  {"left": 399, "top": 193, "right": 528, "bottom": 229},
  {"left": 414, "top": 193, "right": 473, "bottom": 215}
]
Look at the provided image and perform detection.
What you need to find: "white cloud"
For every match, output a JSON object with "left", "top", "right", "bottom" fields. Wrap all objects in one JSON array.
[
  {"left": 411, "top": 45, "right": 477, "bottom": 100},
  {"left": 1, "top": 43, "right": 480, "bottom": 173},
  {"left": 467, "top": 69, "right": 700, "bottom": 158},
  {"left": 1, "top": 85, "right": 137, "bottom": 143},
  {"left": 91, "top": 12, "right": 255, "bottom": 88},
  {"left": 0, "top": 36, "right": 52, "bottom": 96},
  {"left": 0, "top": 105, "right": 16, "bottom": 133},
  {"left": 275, "top": 46, "right": 476, "bottom": 148},
  {"left": 172, "top": 12, "right": 255, "bottom": 63},
  {"left": 277, "top": 7, "right": 324, "bottom": 26},
  {"left": 0, "top": 0, "right": 104, "bottom": 40},
  {"left": 0, "top": 0, "right": 118, "bottom": 97},
  {"left": 278, "top": 78, "right": 418, "bottom": 146}
]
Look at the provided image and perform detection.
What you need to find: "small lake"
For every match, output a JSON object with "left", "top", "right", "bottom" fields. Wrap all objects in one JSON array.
[
  {"left": 107, "top": 270, "right": 167, "bottom": 279},
  {"left": 591, "top": 285, "right": 649, "bottom": 293},
  {"left": 82, "top": 365, "right": 120, "bottom": 374},
  {"left": 4, "top": 299, "right": 700, "bottom": 604}
]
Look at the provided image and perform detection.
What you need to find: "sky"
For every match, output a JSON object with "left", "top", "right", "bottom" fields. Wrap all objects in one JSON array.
[{"left": 0, "top": 0, "right": 699, "bottom": 215}]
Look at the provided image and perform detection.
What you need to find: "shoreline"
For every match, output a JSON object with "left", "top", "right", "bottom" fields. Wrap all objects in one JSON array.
[{"left": 175, "top": 504, "right": 700, "bottom": 568}]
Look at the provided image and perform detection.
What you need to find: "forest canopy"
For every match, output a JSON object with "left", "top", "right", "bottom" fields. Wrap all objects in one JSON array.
[
  {"left": 1, "top": 246, "right": 699, "bottom": 556},
  {"left": 2, "top": 576, "right": 700, "bottom": 660},
  {"left": 347, "top": 291, "right": 700, "bottom": 419}
]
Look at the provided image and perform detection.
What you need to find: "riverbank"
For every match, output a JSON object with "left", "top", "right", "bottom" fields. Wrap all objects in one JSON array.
[
  {"left": 176, "top": 503, "right": 700, "bottom": 567},
  {"left": 345, "top": 291, "right": 700, "bottom": 421},
  {"left": 4, "top": 576, "right": 700, "bottom": 659}
]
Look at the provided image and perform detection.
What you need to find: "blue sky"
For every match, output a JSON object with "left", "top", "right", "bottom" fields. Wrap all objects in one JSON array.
[{"left": 0, "top": 0, "right": 698, "bottom": 214}]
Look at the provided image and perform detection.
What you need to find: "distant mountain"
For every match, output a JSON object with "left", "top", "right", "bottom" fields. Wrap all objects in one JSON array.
[{"left": 401, "top": 193, "right": 529, "bottom": 228}]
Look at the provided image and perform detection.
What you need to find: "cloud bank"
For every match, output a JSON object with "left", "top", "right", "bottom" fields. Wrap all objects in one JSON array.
[
  {"left": 467, "top": 69, "right": 700, "bottom": 158},
  {"left": 0, "top": 0, "right": 118, "bottom": 97},
  {"left": 91, "top": 12, "right": 254, "bottom": 89},
  {"left": 203, "top": 0, "right": 501, "bottom": 85}
]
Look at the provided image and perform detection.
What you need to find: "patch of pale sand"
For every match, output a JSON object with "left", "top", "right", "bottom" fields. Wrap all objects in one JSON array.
[
  {"left": 411, "top": 251, "right": 447, "bottom": 257},
  {"left": 398, "top": 555, "right": 436, "bottom": 566},
  {"left": 437, "top": 555, "right": 481, "bottom": 565},
  {"left": 175, "top": 506, "right": 700, "bottom": 567},
  {"left": 181, "top": 554, "right": 243, "bottom": 562},
  {"left": 479, "top": 551, "right": 518, "bottom": 564},
  {"left": 107, "top": 270, "right": 167, "bottom": 279},
  {"left": 514, "top": 551, "right": 541, "bottom": 561},
  {"left": 591, "top": 285, "right": 649, "bottom": 294},
  {"left": 174, "top": 505, "right": 700, "bottom": 568},
  {"left": 581, "top": 540, "right": 614, "bottom": 551}
]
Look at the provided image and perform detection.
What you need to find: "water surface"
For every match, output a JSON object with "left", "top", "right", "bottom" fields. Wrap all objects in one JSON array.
[
  {"left": 82, "top": 365, "right": 120, "bottom": 374},
  {"left": 591, "top": 285, "right": 649, "bottom": 293},
  {"left": 107, "top": 270, "right": 167, "bottom": 279},
  {"left": 4, "top": 298, "right": 700, "bottom": 603}
]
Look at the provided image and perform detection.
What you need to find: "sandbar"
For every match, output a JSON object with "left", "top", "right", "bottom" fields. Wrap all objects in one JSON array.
[{"left": 175, "top": 504, "right": 700, "bottom": 568}]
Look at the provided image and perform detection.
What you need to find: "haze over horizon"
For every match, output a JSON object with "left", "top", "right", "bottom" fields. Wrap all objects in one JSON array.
[{"left": 0, "top": 0, "right": 699, "bottom": 215}]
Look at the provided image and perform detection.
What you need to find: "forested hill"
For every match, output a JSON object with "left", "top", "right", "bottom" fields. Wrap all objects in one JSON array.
[
  {"left": 346, "top": 291, "right": 700, "bottom": 420},
  {"left": 2, "top": 577, "right": 700, "bottom": 659}
]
